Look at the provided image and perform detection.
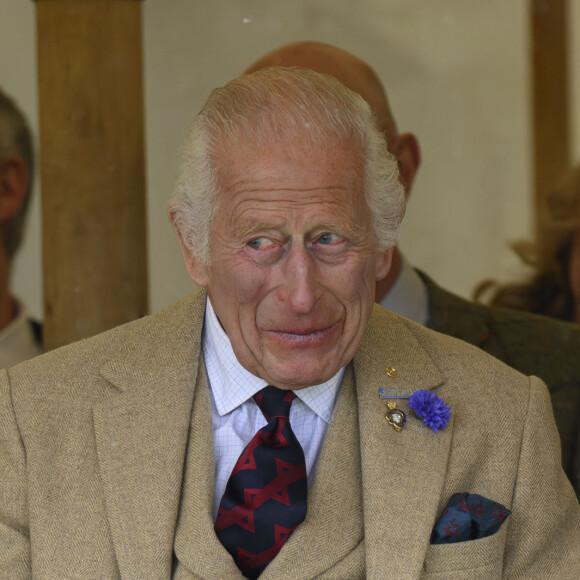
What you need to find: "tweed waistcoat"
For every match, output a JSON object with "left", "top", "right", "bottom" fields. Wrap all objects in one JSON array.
[{"left": 173, "top": 362, "right": 365, "bottom": 579}]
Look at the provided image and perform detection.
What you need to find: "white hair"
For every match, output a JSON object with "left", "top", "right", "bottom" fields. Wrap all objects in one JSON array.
[{"left": 169, "top": 67, "right": 405, "bottom": 265}]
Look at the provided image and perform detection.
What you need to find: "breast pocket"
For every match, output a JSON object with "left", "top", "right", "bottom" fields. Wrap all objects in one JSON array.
[{"left": 421, "top": 524, "right": 507, "bottom": 579}]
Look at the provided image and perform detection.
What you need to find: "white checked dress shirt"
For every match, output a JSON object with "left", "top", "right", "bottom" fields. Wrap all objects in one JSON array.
[{"left": 202, "top": 298, "right": 344, "bottom": 518}]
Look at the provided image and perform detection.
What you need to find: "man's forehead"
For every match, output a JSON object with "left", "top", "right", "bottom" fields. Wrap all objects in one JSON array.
[{"left": 217, "top": 139, "right": 363, "bottom": 193}]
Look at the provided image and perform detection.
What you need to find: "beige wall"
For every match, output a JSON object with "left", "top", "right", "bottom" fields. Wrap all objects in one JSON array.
[{"left": 2, "top": 0, "right": 580, "bottom": 321}]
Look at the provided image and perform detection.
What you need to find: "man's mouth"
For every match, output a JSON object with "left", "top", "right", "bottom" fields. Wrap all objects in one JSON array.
[{"left": 262, "top": 323, "right": 340, "bottom": 347}]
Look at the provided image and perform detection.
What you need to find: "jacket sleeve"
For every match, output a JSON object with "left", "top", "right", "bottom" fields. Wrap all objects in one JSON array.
[
  {"left": 505, "top": 376, "right": 580, "bottom": 576},
  {"left": 0, "top": 369, "right": 31, "bottom": 579}
]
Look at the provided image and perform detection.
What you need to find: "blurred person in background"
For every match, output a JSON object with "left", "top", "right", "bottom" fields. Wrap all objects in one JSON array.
[
  {"left": 0, "top": 86, "right": 41, "bottom": 367},
  {"left": 476, "top": 163, "right": 580, "bottom": 325}
]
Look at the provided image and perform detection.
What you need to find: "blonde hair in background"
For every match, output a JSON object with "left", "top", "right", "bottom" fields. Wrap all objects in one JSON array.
[{"left": 476, "top": 164, "right": 580, "bottom": 321}]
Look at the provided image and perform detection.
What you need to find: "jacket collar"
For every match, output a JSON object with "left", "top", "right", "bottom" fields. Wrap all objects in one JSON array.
[{"left": 355, "top": 305, "right": 453, "bottom": 578}]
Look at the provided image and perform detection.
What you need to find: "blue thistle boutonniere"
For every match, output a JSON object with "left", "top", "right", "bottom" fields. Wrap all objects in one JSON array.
[{"left": 408, "top": 389, "right": 451, "bottom": 432}]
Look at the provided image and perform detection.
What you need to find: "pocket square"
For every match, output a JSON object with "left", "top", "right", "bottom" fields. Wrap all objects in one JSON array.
[{"left": 430, "top": 492, "right": 511, "bottom": 544}]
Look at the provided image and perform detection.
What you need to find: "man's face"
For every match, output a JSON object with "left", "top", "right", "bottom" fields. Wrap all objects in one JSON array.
[{"left": 184, "top": 141, "right": 391, "bottom": 390}]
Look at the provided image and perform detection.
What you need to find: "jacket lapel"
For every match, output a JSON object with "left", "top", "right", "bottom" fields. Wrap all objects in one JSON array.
[
  {"left": 355, "top": 306, "right": 454, "bottom": 578},
  {"left": 172, "top": 358, "right": 243, "bottom": 579},
  {"left": 93, "top": 290, "right": 206, "bottom": 578}
]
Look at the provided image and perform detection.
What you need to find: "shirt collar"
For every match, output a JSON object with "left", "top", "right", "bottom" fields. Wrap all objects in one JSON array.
[
  {"left": 379, "top": 255, "right": 429, "bottom": 326},
  {"left": 203, "top": 297, "right": 343, "bottom": 423}
]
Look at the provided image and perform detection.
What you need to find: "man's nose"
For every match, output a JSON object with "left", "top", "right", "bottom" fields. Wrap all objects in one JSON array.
[{"left": 280, "top": 244, "right": 321, "bottom": 313}]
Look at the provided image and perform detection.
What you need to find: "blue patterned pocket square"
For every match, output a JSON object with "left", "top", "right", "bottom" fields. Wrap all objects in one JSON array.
[{"left": 431, "top": 492, "right": 511, "bottom": 544}]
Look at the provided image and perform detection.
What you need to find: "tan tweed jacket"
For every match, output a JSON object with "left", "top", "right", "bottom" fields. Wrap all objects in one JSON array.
[{"left": 0, "top": 289, "right": 578, "bottom": 579}]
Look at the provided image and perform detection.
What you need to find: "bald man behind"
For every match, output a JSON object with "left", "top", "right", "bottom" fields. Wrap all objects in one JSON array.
[
  {"left": 246, "top": 42, "right": 420, "bottom": 300},
  {"left": 246, "top": 41, "right": 580, "bottom": 495}
]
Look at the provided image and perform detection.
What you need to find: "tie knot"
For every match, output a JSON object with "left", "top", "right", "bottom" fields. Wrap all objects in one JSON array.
[{"left": 254, "top": 386, "right": 296, "bottom": 422}]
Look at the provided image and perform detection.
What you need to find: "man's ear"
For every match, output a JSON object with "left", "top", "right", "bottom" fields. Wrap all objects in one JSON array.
[
  {"left": 390, "top": 133, "right": 420, "bottom": 197},
  {"left": 0, "top": 157, "right": 29, "bottom": 224},
  {"left": 169, "top": 212, "right": 210, "bottom": 287},
  {"left": 375, "top": 247, "right": 393, "bottom": 281}
]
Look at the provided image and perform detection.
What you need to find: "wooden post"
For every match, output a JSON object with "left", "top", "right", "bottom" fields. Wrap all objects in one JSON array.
[
  {"left": 35, "top": 0, "right": 148, "bottom": 350},
  {"left": 530, "top": 0, "right": 570, "bottom": 225}
]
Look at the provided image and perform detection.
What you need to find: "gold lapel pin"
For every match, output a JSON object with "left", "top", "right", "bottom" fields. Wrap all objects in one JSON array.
[
  {"left": 385, "top": 402, "right": 406, "bottom": 432},
  {"left": 384, "top": 367, "right": 397, "bottom": 377}
]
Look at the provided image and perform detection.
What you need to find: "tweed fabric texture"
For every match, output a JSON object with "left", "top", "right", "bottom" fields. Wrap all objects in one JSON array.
[
  {"left": 0, "top": 289, "right": 579, "bottom": 578},
  {"left": 419, "top": 269, "right": 580, "bottom": 496},
  {"left": 173, "top": 355, "right": 242, "bottom": 578}
]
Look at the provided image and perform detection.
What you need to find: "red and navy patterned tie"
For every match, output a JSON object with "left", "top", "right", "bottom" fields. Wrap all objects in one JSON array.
[{"left": 215, "top": 386, "right": 307, "bottom": 579}]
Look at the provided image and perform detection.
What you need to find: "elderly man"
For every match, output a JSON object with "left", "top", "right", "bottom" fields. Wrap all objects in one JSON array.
[
  {"left": 246, "top": 41, "right": 580, "bottom": 496},
  {"left": 1, "top": 69, "right": 579, "bottom": 578},
  {"left": 0, "top": 87, "right": 42, "bottom": 366}
]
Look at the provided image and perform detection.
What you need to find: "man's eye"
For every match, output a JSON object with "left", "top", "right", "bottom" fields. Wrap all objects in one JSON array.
[
  {"left": 247, "top": 237, "right": 273, "bottom": 250},
  {"left": 317, "top": 233, "right": 342, "bottom": 245}
]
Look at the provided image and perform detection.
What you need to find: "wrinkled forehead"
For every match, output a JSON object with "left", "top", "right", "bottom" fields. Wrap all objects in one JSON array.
[
  {"left": 215, "top": 132, "right": 365, "bottom": 190},
  {"left": 209, "top": 138, "right": 368, "bottom": 237}
]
